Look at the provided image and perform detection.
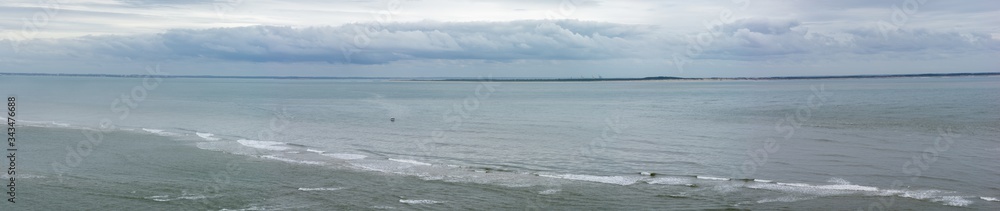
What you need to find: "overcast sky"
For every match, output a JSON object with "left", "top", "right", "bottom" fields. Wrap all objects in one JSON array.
[{"left": 1, "top": 0, "right": 998, "bottom": 77}]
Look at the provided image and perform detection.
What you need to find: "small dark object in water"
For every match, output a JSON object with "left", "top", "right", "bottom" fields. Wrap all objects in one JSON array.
[{"left": 390, "top": 117, "right": 395, "bottom": 122}]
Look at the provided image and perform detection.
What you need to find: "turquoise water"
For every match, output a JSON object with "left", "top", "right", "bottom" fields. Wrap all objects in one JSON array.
[{"left": 2, "top": 76, "right": 999, "bottom": 210}]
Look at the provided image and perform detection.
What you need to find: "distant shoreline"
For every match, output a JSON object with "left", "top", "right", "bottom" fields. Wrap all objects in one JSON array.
[
  {"left": 419, "top": 72, "right": 1000, "bottom": 82},
  {"left": 0, "top": 72, "right": 394, "bottom": 80},
  {"left": 2, "top": 72, "right": 998, "bottom": 81}
]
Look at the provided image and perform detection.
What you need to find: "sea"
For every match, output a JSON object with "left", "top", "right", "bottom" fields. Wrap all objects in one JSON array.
[{"left": 1, "top": 75, "right": 998, "bottom": 210}]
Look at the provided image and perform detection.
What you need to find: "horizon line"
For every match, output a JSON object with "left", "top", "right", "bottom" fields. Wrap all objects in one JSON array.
[{"left": 2, "top": 72, "right": 999, "bottom": 81}]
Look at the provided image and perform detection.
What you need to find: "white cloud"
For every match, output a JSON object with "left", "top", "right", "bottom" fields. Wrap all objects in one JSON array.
[
  {"left": 4, "top": 18, "right": 998, "bottom": 66},
  {"left": 5, "top": 20, "right": 660, "bottom": 64},
  {"left": 1, "top": 0, "right": 998, "bottom": 77}
]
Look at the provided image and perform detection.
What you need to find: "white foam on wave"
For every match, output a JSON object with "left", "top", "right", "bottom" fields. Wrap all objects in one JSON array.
[
  {"left": 981, "top": 197, "right": 999, "bottom": 202},
  {"left": 647, "top": 177, "right": 692, "bottom": 185},
  {"left": 178, "top": 195, "right": 207, "bottom": 200},
  {"left": 399, "top": 199, "right": 442, "bottom": 204},
  {"left": 144, "top": 194, "right": 208, "bottom": 202},
  {"left": 756, "top": 196, "right": 816, "bottom": 204},
  {"left": 897, "top": 189, "right": 942, "bottom": 199},
  {"left": 538, "top": 174, "right": 641, "bottom": 186},
  {"left": 932, "top": 196, "right": 972, "bottom": 207},
  {"left": 827, "top": 177, "right": 851, "bottom": 185},
  {"left": 388, "top": 158, "right": 432, "bottom": 166},
  {"left": 142, "top": 128, "right": 179, "bottom": 136},
  {"left": 348, "top": 160, "right": 403, "bottom": 174},
  {"left": 20, "top": 120, "right": 76, "bottom": 128},
  {"left": 1, "top": 174, "right": 46, "bottom": 179},
  {"left": 749, "top": 180, "right": 879, "bottom": 196},
  {"left": 324, "top": 153, "right": 367, "bottom": 160},
  {"left": 237, "top": 139, "right": 289, "bottom": 151},
  {"left": 747, "top": 178, "right": 975, "bottom": 207},
  {"left": 195, "top": 132, "right": 220, "bottom": 141},
  {"left": 696, "top": 176, "right": 730, "bottom": 181},
  {"left": 261, "top": 155, "right": 323, "bottom": 165},
  {"left": 893, "top": 189, "right": 975, "bottom": 207},
  {"left": 811, "top": 184, "right": 878, "bottom": 192},
  {"left": 774, "top": 182, "right": 811, "bottom": 187},
  {"left": 145, "top": 195, "right": 170, "bottom": 202},
  {"left": 306, "top": 149, "right": 325, "bottom": 154},
  {"left": 298, "top": 187, "right": 343, "bottom": 191}
]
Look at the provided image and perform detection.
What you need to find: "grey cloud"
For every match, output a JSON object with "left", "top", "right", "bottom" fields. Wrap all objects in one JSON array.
[
  {"left": 4, "top": 18, "right": 998, "bottom": 66},
  {"left": 725, "top": 18, "right": 800, "bottom": 35},
  {"left": 694, "top": 17, "right": 999, "bottom": 60},
  {"left": 59, "top": 20, "right": 656, "bottom": 64}
]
